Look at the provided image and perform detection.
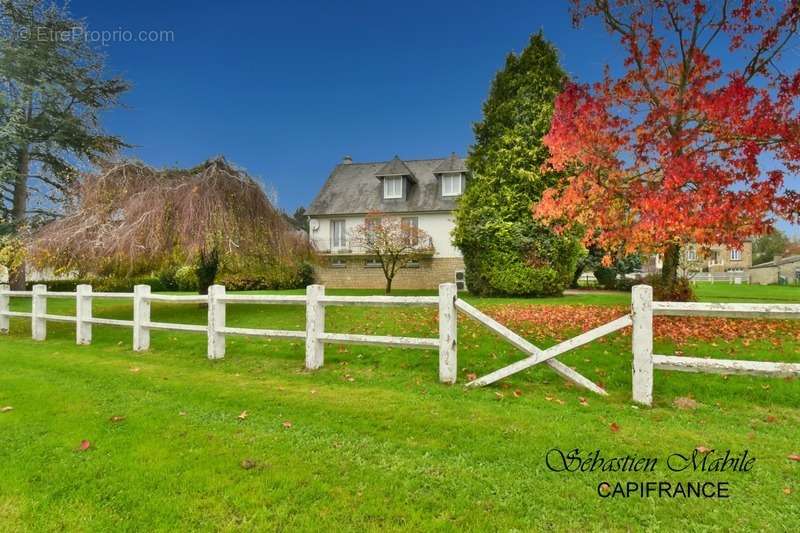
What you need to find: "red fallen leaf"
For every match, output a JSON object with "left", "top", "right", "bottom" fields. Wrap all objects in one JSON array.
[
  {"left": 765, "top": 415, "right": 777, "bottom": 423},
  {"left": 282, "top": 420, "right": 292, "bottom": 429},
  {"left": 788, "top": 454, "right": 800, "bottom": 462},
  {"left": 237, "top": 410, "right": 248, "bottom": 421},
  {"left": 609, "top": 422, "right": 620, "bottom": 433},
  {"left": 513, "top": 389, "right": 523, "bottom": 398},
  {"left": 77, "top": 440, "right": 91, "bottom": 452},
  {"left": 466, "top": 373, "right": 477, "bottom": 381},
  {"left": 109, "top": 415, "right": 125, "bottom": 423},
  {"left": 579, "top": 397, "right": 589, "bottom": 407},
  {"left": 695, "top": 446, "right": 713, "bottom": 454}
]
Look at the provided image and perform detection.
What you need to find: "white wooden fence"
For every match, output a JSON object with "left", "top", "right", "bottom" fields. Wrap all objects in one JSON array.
[
  {"left": 4, "top": 282, "right": 799, "bottom": 401},
  {"left": 631, "top": 285, "right": 800, "bottom": 406},
  {"left": 0, "top": 283, "right": 459, "bottom": 383}
]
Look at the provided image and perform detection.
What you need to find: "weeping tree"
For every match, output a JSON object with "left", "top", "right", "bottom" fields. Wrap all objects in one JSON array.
[
  {"left": 1, "top": 0, "right": 129, "bottom": 288},
  {"left": 29, "top": 157, "right": 312, "bottom": 293}
]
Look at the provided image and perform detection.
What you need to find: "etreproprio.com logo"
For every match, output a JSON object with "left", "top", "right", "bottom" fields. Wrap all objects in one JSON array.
[{"left": 5, "top": 25, "right": 175, "bottom": 46}]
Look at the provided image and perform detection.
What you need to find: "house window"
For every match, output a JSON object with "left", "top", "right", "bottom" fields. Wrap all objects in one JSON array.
[
  {"left": 401, "top": 216, "right": 419, "bottom": 245},
  {"left": 403, "top": 260, "right": 420, "bottom": 268},
  {"left": 383, "top": 176, "right": 403, "bottom": 199},
  {"left": 730, "top": 248, "right": 742, "bottom": 261},
  {"left": 365, "top": 258, "right": 382, "bottom": 268},
  {"left": 686, "top": 248, "right": 697, "bottom": 261},
  {"left": 331, "top": 219, "right": 346, "bottom": 249},
  {"left": 441, "top": 173, "right": 462, "bottom": 197},
  {"left": 330, "top": 258, "right": 346, "bottom": 268},
  {"left": 710, "top": 251, "right": 721, "bottom": 265}
]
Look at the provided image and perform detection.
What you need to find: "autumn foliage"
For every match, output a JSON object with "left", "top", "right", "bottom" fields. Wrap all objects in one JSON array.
[
  {"left": 536, "top": 1, "right": 800, "bottom": 285},
  {"left": 489, "top": 304, "right": 799, "bottom": 348}
]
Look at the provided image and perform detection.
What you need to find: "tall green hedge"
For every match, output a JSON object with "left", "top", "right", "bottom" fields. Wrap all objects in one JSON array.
[{"left": 453, "top": 33, "right": 582, "bottom": 296}]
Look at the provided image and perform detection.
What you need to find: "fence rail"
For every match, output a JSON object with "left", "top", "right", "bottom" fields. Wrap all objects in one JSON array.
[
  {"left": 4, "top": 282, "right": 800, "bottom": 402},
  {"left": 0, "top": 283, "right": 457, "bottom": 383},
  {"left": 632, "top": 285, "right": 800, "bottom": 406}
]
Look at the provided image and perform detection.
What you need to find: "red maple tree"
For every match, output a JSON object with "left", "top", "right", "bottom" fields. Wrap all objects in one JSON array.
[{"left": 536, "top": 0, "right": 800, "bottom": 291}]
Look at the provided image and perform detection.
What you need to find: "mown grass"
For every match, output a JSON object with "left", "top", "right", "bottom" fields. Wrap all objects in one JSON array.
[{"left": 0, "top": 286, "right": 798, "bottom": 531}]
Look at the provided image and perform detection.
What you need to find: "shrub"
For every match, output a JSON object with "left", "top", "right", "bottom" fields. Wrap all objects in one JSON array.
[
  {"left": 174, "top": 266, "right": 198, "bottom": 292},
  {"left": 593, "top": 267, "right": 618, "bottom": 290},
  {"left": 156, "top": 265, "right": 180, "bottom": 291},
  {"left": 27, "top": 277, "right": 167, "bottom": 292}
]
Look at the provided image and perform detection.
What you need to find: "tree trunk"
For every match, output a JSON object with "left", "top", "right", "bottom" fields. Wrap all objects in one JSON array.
[
  {"left": 9, "top": 147, "right": 30, "bottom": 290},
  {"left": 385, "top": 276, "right": 393, "bottom": 295},
  {"left": 661, "top": 243, "right": 680, "bottom": 288}
]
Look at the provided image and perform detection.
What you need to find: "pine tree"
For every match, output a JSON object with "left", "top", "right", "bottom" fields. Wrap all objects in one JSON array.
[
  {"left": 0, "top": 0, "right": 128, "bottom": 287},
  {"left": 453, "top": 32, "right": 582, "bottom": 296}
]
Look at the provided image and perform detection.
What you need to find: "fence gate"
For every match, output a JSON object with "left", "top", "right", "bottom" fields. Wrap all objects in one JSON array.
[{"left": 456, "top": 299, "right": 632, "bottom": 394}]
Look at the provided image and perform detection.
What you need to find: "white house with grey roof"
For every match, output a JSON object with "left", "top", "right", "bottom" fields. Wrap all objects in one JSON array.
[{"left": 307, "top": 154, "right": 467, "bottom": 290}]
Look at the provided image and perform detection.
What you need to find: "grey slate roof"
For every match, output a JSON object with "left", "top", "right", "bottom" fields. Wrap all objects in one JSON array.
[
  {"left": 749, "top": 255, "right": 800, "bottom": 269},
  {"left": 375, "top": 156, "right": 416, "bottom": 182},
  {"left": 308, "top": 156, "right": 467, "bottom": 216},
  {"left": 433, "top": 152, "right": 468, "bottom": 173}
]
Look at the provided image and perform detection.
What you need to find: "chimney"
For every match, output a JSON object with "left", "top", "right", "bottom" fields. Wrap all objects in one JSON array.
[{"left": 342, "top": 155, "right": 353, "bottom": 165}]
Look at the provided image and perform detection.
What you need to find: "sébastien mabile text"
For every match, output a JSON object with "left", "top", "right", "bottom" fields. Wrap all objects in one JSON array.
[{"left": 545, "top": 448, "right": 756, "bottom": 498}]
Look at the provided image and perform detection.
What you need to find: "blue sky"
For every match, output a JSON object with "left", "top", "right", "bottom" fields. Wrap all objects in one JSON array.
[{"left": 70, "top": 0, "right": 799, "bottom": 235}]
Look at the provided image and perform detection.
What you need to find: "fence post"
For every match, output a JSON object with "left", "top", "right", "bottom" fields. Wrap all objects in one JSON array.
[
  {"left": 631, "top": 284, "right": 653, "bottom": 406},
  {"left": 305, "top": 284, "right": 325, "bottom": 370},
  {"left": 0, "top": 284, "right": 9, "bottom": 334},
  {"left": 32, "top": 284, "right": 47, "bottom": 341},
  {"left": 76, "top": 284, "right": 93, "bottom": 345},
  {"left": 438, "top": 282, "right": 458, "bottom": 384},
  {"left": 133, "top": 284, "right": 151, "bottom": 351},
  {"left": 207, "top": 284, "right": 226, "bottom": 360}
]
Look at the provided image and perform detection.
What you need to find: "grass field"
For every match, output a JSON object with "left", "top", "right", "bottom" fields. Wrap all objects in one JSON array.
[{"left": 1, "top": 284, "right": 799, "bottom": 531}]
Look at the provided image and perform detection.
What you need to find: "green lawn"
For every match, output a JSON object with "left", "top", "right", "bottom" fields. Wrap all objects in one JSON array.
[{"left": 0, "top": 285, "right": 798, "bottom": 531}]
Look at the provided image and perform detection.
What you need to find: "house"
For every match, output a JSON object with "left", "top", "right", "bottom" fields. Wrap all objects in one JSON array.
[
  {"left": 748, "top": 255, "right": 800, "bottom": 285},
  {"left": 643, "top": 241, "right": 753, "bottom": 275},
  {"left": 683, "top": 242, "right": 753, "bottom": 273},
  {"left": 307, "top": 154, "right": 467, "bottom": 290}
]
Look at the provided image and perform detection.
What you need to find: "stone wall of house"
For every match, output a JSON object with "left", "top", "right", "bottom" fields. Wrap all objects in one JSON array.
[
  {"left": 749, "top": 266, "right": 778, "bottom": 285},
  {"left": 313, "top": 257, "right": 466, "bottom": 290},
  {"left": 707, "top": 241, "right": 753, "bottom": 273}
]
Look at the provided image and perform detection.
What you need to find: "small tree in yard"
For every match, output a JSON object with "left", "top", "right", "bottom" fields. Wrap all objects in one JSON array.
[
  {"left": 537, "top": 1, "right": 800, "bottom": 300},
  {"left": 351, "top": 215, "right": 434, "bottom": 294}
]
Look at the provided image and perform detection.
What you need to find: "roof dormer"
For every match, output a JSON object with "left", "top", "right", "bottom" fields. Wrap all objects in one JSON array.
[
  {"left": 433, "top": 152, "right": 468, "bottom": 197},
  {"left": 376, "top": 155, "right": 416, "bottom": 200}
]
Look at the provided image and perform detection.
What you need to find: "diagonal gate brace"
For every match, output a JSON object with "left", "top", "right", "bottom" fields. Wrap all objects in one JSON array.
[{"left": 456, "top": 299, "right": 630, "bottom": 395}]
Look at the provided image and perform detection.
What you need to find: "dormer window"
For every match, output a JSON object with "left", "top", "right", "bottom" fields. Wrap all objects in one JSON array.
[
  {"left": 441, "top": 172, "right": 463, "bottom": 197},
  {"left": 384, "top": 176, "right": 403, "bottom": 199}
]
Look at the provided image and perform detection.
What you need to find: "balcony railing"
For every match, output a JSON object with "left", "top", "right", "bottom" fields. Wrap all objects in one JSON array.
[{"left": 312, "top": 239, "right": 434, "bottom": 256}]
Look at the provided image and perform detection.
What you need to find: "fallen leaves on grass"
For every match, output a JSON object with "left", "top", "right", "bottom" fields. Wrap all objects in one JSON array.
[
  {"left": 489, "top": 304, "right": 800, "bottom": 346},
  {"left": 0, "top": 406, "right": 13, "bottom": 413},
  {"left": 129, "top": 367, "right": 140, "bottom": 373},
  {"left": 695, "top": 446, "right": 713, "bottom": 454},
  {"left": 466, "top": 373, "right": 477, "bottom": 382},
  {"left": 237, "top": 410, "right": 248, "bottom": 421},
  {"left": 609, "top": 422, "right": 620, "bottom": 433},
  {"left": 240, "top": 459, "right": 257, "bottom": 470},
  {"left": 513, "top": 389, "right": 523, "bottom": 398},
  {"left": 109, "top": 415, "right": 125, "bottom": 423},
  {"left": 77, "top": 440, "right": 91, "bottom": 452},
  {"left": 785, "top": 487, "right": 793, "bottom": 495},
  {"left": 579, "top": 397, "right": 589, "bottom": 407},
  {"left": 673, "top": 397, "right": 700, "bottom": 410},
  {"left": 544, "top": 395, "right": 565, "bottom": 405},
  {"left": 282, "top": 421, "right": 292, "bottom": 429},
  {"left": 788, "top": 454, "right": 800, "bottom": 462}
]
